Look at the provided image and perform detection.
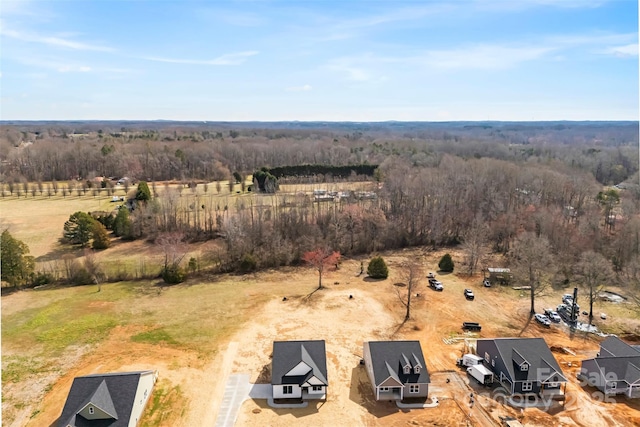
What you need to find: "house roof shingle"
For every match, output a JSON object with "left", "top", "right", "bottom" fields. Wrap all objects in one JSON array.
[
  {"left": 483, "top": 338, "right": 567, "bottom": 384},
  {"left": 366, "top": 341, "right": 430, "bottom": 387},
  {"left": 58, "top": 371, "right": 154, "bottom": 427},
  {"left": 600, "top": 336, "right": 640, "bottom": 357},
  {"left": 271, "top": 340, "right": 328, "bottom": 386}
]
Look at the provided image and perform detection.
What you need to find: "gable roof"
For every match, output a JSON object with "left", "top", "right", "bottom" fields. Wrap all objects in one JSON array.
[
  {"left": 58, "top": 371, "right": 153, "bottom": 427},
  {"left": 78, "top": 380, "right": 118, "bottom": 419},
  {"left": 366, "top": 341, "right": 430, "bottom": 387},
  {"left": 588, "top": 356, "right": 640, "bottom": 385},
  {"left": 272, "top": 340, "right": 327, "bottom": 386},
  {"left": 600, "top": 336, "right": 640, "bottom": 357},
  {"left": 482, "top": 338, "right": 567, "bottom": 384}
]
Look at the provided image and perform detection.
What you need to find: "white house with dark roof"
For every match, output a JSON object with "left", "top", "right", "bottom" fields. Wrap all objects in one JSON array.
[
  {"left": 271, "top": 340, "right": 328, "bottom": 400},
  {"left": 578, "top": 336, "right": 640, "bottom": 398},
  {"left": 58, "top": 370, "right": 157, "bottom": 427},
  {"left": 477, "top": 338, "right": 566, "bottom": 398},
  {"left": 363, "top": 340, "right": 430, "bottom": 401}
]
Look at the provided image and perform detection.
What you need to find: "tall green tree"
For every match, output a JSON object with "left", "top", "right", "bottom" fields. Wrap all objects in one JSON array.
[
  {"left": 63, "top": 212, "right": 95, "bottom": 247},
  {"left": 113, "top": 207, "right": 132, "bottom": 238},
  {"left": 135, "top": 181, "right": 152, "bottom": 202},
  {"left": 1, "top": 230, "right": 35, "bottom": 287},
  {"left": 91, "top": 221, "right": 111, "bottom": 249}
]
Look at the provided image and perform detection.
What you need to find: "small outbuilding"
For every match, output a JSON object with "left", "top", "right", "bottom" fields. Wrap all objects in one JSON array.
[{"left": 484, "top": 268, "right": 513, "bottom": 285}]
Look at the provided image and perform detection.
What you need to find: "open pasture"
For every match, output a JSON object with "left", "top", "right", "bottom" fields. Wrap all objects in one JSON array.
[{"left": 3, "top": 250, "right": 639, "bottom": 427}]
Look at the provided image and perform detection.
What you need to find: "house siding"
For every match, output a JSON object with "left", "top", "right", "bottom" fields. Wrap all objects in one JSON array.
[
  {"left": 128, "top": 371, "right": 157, "bottom": 427},
  {"left": 406, "top": 383, "right": 429, "bottom": 399},
  {"left": 477, "top": 340, "right": 512, "bottom": 394},
  {"left": 513, "top": 381, "right": 541, "bottom": 394},
  {"left": 273, "top": 385, "right": 302, "bottom": 399},
  {"left": 363, "top": 342, "right": 377, "bottom": 396}
]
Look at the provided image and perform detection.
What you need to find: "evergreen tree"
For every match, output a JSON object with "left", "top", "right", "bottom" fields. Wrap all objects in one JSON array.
[
  {"left": 1, "top": 230, "right": 35, "bottom": 287},
  {"left": 135, "top": 181, "right": 152, "bottom": 202},
  {"left": 91, "top": 221, "right": 111, "bottom": 249},
  {"left": 113, "top": 207, "right": 131, "bottom": 238},
  {"left": 438, "top": 253, "right": 454, "bottom": 272},
  {"left": 367, "top": 256, "right": 389, "bottom": 279},
  {"left": 63, "top": 212, "right": 95, "bottom": 247}
]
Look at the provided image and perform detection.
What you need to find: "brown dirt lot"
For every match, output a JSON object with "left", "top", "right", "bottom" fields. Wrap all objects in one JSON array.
[{"left": 4, "top": 250, "right": 640, "bottom": 427}]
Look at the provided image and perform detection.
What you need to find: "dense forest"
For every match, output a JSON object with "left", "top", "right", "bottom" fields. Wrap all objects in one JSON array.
[{"left": 1, "top": 121, "right": 639, "bottom": 289}]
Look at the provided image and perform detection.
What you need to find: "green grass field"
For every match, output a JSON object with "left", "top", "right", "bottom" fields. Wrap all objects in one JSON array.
[{"left": 1, "top": 271, "right": 314, "bottom": 426}]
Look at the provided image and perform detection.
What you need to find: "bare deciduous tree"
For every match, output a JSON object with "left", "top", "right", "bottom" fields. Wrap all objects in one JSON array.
[
  {"left": 396, "top": 262, "right": 422, "bottom": 322},
  {"left": 461, "top": 215, "right": 489, "bottom": 276},
  {"left": 84, "top": 249, "right": 106, "bottom": 291},
  {"left": 510, "top": 232, "right": 555, "bottom": 316},
  {"left": 575, "top": 251, "right": 614, "bottom": 326}
]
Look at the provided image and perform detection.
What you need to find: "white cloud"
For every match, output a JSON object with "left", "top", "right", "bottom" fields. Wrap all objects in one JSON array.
[
  {"left": 143, "top": 51, "right": 258, "bottom": 65},
  {"left": 422, "top": 44, "right": 554, "bottom": 70},
  {"left": 605, "top": 43, "right": 638, "bottom": 57},
  {"left": 0, "top": 27, "right": 113, "bottom": 51},
  {"left": 285, "top": 84, "right": 312, "bottom": 92}
]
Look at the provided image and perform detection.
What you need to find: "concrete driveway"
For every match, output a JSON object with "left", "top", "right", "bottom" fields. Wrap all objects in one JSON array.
[{"left": 214, "top": 374, "right": 251, "bottom": 427}]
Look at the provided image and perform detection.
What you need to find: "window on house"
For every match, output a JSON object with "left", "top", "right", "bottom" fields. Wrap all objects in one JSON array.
[
  {"left": 380, "top": 387, "right": 390, "bottom": 392},
  {"left": 522, "top": 382, "right": 533, "bottom": 391},
  {"left": 88, "top": 407, "right": 94, "bottom": 415},
  {"left": 404, "top": 366, "right": 410, "bottom": 374},
  {"left": 414, "top": 366, "right": 420, "bottom": 374},
  {"left": 491, "top": 359, "right": 495, "bottom": 367},
  {"left": 410, "top": 385, "right": 420, "bottom": 393},
  {"left": 547, "top": 382, "right": 559, "bottom": 388},
  {"left": 520, "top": 363, "right": 529, "bottom": 371},
  {"left": 312, "top": 385, "right": 323, "bottom": 391},
  {"left": 610, "top": 382, "right": 617, "bottom": 389},
  {"left": 484, "top": 352, "right": 490, "bottom": 363},
  {"left": 283, "top": 385, "right": 293, "bottom": 394}
]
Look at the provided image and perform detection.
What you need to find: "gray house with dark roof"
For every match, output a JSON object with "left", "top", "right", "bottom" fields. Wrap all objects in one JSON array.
[
  {"left": 477, "top": 338, "right": 566, "bottom": 398},
  {"left": 578, "top": 336, "right": 640, "bottom": 398},
  {"left": 363, "top": 341, "right": 430, "bottom": 401},
  {"left": 58, "top": 370, "right": 157, "bottom": 427},
  {"left": 271, "top": 340, "right": 327, "bottom": 400}
]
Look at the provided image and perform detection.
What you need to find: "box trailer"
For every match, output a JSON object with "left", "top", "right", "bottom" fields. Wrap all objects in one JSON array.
[
  {"left": 457, "top": 354, "right": 483, "bottom": 367},
  {"left": 467, "top": 364, "right": 494, "bottom": 386}
]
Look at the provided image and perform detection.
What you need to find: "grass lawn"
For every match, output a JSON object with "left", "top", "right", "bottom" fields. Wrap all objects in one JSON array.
[{"left": 1, "top": 271, "right": 316, "bottom": 426}]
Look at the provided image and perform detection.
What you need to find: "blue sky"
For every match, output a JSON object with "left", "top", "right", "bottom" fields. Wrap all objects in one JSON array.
[{"left": 1, "top": 0, "right": 637, "bottom": 121}]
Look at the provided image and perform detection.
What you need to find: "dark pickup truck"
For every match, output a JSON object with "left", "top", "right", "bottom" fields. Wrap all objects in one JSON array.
[{"left": 462, "top": 322, "right": 482, "bottom": 332}]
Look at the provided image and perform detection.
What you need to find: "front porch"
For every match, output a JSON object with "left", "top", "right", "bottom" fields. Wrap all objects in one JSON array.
[{"left": 377, "top": 388, "right": 402, "bottom": 401}]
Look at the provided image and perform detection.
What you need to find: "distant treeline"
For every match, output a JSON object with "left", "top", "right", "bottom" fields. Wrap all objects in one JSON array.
[{"left": 265, "top": 164, "right": 378, "bottom": 179}]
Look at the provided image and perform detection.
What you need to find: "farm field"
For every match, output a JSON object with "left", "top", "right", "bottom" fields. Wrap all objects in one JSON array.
[{"left": 3, "top": 250, "right": 640, "bottom": 427}]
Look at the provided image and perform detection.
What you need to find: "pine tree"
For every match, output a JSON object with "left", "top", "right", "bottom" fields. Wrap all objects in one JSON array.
[
  {"left": 438, "top": 253, "right": 454, "bottom": 272},
  {"left": 367, "top": 256, "right": 389, "bottom": 279}
]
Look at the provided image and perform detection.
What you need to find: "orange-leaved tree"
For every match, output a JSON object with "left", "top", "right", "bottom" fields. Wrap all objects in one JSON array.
[{"left": 303, "top": 248, "right": 341, "bottom": 290}]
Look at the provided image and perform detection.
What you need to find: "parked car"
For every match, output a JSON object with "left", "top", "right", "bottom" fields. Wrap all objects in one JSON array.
[
  {"left": 562, "top": 294, "right": 574, "bottom": 305},
  {"left": 464, "top": 289, "right": 475, "bottom": 300},
  {"left": 535, "top": 313, "right": 551, "bottom": 327},
  {"left": 429, "top": 280, "right": 443, "bottom": 291},
  {"left": 544, "top": 309, "right": 561, "bottom": 323},
  {"left": 482, "top": 279, "right": 491, "bottom": 287},
  {"left": 427, "top": 272, "right": 436, "bottom": 279}
]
